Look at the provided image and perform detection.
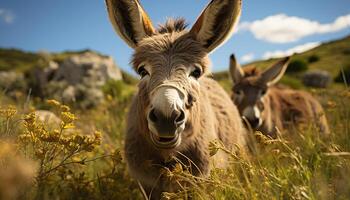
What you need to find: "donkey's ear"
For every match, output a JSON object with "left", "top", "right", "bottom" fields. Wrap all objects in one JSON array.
[
  {"left": 229, "top": 54, "right": 244, "bottom": 84},
  {"left": 189, "top": 0, "right": 242, "bottom": 53},
  {"left": 260, "top": 57, "right": 290, "bottom": 86},
  {"left": 105, "top": 0, "right": 155, "bottom": 48}
]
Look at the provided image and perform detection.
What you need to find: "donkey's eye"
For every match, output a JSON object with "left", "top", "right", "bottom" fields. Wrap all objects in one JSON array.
[
  {"left": 261, "top": 89, "right": 267, "bottom": 96},
  {"left": 190, "top": 66, "right": 202, "bottom": 79},
  {"left": 234, "top": 90, "right": 243, "bottom": 96},
  {"left": 137, "top": 66, "right": 149, "bottom": 78}
]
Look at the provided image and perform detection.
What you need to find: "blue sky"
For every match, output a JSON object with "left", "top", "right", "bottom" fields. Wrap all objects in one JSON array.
[{"left": 0, "top": 0, "right": 350, "bottom": 74}]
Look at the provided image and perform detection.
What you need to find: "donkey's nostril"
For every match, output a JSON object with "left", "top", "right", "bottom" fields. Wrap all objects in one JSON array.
[
  {"left": 149, "top": 109, "right": 158, "bottom": 122},
  {"left": 248, "top": 118, "right": 260, "bottom": 128},
  {"left": 175, "top": 110, "right": 185, "bottom": 124}
]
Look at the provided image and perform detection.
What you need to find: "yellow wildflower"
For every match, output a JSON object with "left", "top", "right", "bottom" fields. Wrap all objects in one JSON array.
[
  {"left": 46, "top": 99, "right": 61, "bottom": 107},
  {"left": 60, "top": 105, "right": 70, "bottom": 112},
  {"left": 0, "top": 106, "right": 17, "bottom": 118},
  {"left": 61, "top": 112, "right": 76, "bottom": 124}
]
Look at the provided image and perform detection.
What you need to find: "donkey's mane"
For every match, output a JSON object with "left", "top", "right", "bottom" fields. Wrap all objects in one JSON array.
[
  {"left": 243, "top": 66, "right": 261, "bottom": 77},
  {"left": 157, "top": 18, "right": 188, "bottom": 34}
]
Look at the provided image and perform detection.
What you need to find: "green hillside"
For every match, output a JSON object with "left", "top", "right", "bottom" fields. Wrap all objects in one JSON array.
[
  {"left": 0, "top": 48, "right": 98, "bottom": 72},
  {"left": 0, "top": 48, "right": 138, "bottom": 84},
  {"left": 214, "top": 35, "right": 350, "bottom": 91}
]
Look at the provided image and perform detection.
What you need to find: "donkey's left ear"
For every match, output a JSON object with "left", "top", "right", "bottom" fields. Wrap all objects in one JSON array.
[
  {"left": 229, "top": 54, "right": 244, "bottom": 84},
  {"left": 189, "top": 0, "right": 242, "bottom": 53},
  {"left": 260, "top": 57, "right": 290, "bottom": 86},
  {"left": 105, "top": 0, "right": 155, "bottom": 49}
]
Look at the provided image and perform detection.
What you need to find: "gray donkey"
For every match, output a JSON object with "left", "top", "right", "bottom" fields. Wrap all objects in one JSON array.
[{"left": 106, "top": 0, "right": 247, "bottom": 198}]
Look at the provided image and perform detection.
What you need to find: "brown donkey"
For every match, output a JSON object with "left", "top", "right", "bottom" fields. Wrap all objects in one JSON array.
[
  {"left": 229, "top": 54, "right": 330, "bottom": 138},
  {"left": 106, "top": 0, "right": 247, "bottom": 198}
]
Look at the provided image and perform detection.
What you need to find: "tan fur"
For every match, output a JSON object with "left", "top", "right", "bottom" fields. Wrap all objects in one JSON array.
[
  {"left": 105, "top": 0, "right": 246, "bottom": 198},
  {"left": 229, "top": 55, "right": 330, "bottom": 138}
]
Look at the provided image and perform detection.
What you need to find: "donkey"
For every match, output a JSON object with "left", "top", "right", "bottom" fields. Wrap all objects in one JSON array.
[
  {"left": 106, "top": 0, "right": 247, "bottom": 198},
  {"left": 229, "top": 54, "right": 330, "bottom": 138}
]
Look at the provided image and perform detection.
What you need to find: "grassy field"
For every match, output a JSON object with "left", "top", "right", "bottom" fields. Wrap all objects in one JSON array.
[
  {"left": 0, "top": 79, "right": 350, "bottom": 199},
  {"left": 0, "top": 35, "right": 350, "bottom": 199}
]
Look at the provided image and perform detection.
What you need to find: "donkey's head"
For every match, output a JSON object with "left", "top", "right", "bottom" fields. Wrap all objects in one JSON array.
[
  {"left": 229, "top": 54, "right": 290, "bottom": 129},
  {"left": 106, "top": 0, "right": 242, "bottom": 149}
]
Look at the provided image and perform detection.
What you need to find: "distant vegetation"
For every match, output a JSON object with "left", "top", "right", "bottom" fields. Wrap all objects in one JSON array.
[
  {"left": 308, "top": 54, "right": 320, "bottom": 63},
  {"left": 286, "top": 59, "right": 308, "bottom": 74}
]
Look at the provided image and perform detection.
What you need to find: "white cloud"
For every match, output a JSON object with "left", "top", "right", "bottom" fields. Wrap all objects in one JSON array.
[
  {"left": 0, "top": 9, "right": 15, "bottom": 24},
  {"left": 262, "top": 42, "right": 321, "bottom": 59},
  {"left": 238, "top": 14, "right": 350, "bottom": 43},
  {"left": 240, "top": 53, "right": 255, "bottom": 63}
]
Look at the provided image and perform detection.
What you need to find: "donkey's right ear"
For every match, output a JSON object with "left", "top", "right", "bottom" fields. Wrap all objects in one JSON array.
[
  {"left": 105, "top": 0, "right": 155, "bottom": 48},
  {"left": 189, "top": 0, "right": 242, "bottom": 53},
  {"left": 260, "top": 57, "right": 290, "bottom": 86},
  {"left": 229, "top": 54, "right": 244, "bottom": 84}
]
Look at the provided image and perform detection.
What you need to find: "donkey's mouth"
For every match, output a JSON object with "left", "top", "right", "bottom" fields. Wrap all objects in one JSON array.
[{"left": 150, "top": 132, "right": 181, "bottom": 149}]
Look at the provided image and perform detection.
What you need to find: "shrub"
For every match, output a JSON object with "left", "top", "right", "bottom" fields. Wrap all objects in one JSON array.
[
  {"left": 102, "top": 80, "right": 135, "bottom": 102},
  {"left": 286, "top": 59, "right": 308, "bottom": 73},
  {"left": 335, "top": 64, "right": 350, "bottom": 85},
  {"left": 0, "top": 100, "right": 141, "bottom": 199},
  {"left": 121, "top": 71, "right": 138, "bottom": 85},
  {"left": 308, "top": 55, "right": 320, "bottom": 63}
]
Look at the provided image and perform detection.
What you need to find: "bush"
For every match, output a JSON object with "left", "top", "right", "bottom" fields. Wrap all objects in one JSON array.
[
  {"left": 102, "top": 80, "right": 135, "bottom": 102},
  {"left": 308, "top": 55, "right": 320, "bottom": 63},
  {"left": 335, "top": 64, "right": 350, "bottom": 85},
  {"left": 286, "top": 60, "right": 308, "bottom": 73}
]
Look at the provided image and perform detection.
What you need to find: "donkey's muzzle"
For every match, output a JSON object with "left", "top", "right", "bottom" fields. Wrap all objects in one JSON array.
[
  {"left": 148, "top": 108, "right": 185, "bottom": 137},
  {"left": 247, "top": 117, "right": 261, "bottom": 129}
]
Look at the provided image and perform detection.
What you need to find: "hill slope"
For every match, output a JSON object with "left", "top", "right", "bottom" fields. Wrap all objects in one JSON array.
[{"left": 213, "top": 35, "right": 350, "bottom": 90}]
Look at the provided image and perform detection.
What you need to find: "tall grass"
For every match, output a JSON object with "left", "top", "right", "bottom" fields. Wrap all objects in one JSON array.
[{"left": 0, "top": 85, "right": 349, "bottom": 199}]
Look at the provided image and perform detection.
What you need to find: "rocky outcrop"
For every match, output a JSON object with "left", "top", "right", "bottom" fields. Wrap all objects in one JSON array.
[
  {"left": 26, "top": 51, "right": 123, "bottom": 108},
  {"left": 52, "top": 52, "right": 122, "bottom": 86},
  {"left": 0, "top": 71, "right": 26, "bottom": 99},
  {"left": 302, "top": 70, "right": 332, "bottom": 88}
]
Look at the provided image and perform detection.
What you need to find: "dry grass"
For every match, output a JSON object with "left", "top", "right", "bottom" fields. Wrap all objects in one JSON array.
[{"left": 0, "top": 84, "right": 349, "bottom": 200}]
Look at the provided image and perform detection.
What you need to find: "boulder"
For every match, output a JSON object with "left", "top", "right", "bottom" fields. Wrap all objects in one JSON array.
[
  {"left": 0, "top": 71, "right": 26, "bottom": 99},
  {"left": 35, "top": 110, "right": 61, "bottom": 129},
  {"left": 302, "top": 70, "right": 332, "bottom": 88},
  {"left": 0, "top": 71, "right": 26, "bottom": 91},
  {"left": 28, "top": 51, "right": 123, "bottom": 108},
  {"left": 53, "top": 52, "right": 122, "bottom": 85},
  {"left": 29, "top": 61, "right": 59, "bottom": 97}
]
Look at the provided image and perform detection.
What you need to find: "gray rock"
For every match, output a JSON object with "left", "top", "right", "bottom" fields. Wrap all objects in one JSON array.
[
  {"left": 302, "top": 70, "right": 332, "bottom": 88},
  {"left": 53, "top": 52, "right": 122, "bottom": 85},
  {"left": 62, "top": 85, "right": 76, "bottom": 103},
  {"left": 35, "top": 110, "right": 61, "bottom": 129},
  {"left": 0, "top": 71, "right": 26, "bottom": 99},
  {"left": 28, "top": 51, "right": 123, "bottom": 108}
]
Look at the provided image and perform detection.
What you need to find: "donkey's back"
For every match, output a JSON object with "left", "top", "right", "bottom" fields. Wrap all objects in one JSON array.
[{"left": 270, "top": 87, "right": 330, "bottom": 134}]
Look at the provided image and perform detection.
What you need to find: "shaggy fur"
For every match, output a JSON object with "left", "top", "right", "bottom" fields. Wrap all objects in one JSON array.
[
  {"left": 106, "top": 0, "right": 246, "bottom": 198},
  {"left": 230, "top": 55, "right": 330, "bottom": 138}
]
